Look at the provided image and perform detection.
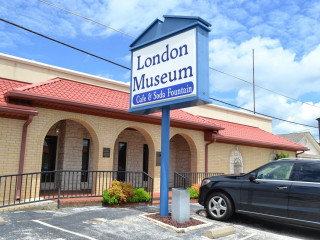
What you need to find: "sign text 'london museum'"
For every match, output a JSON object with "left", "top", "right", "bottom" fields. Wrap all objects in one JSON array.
[
  {"left": 131, "top": 29, "right": 196, "bottom": 108},
  {"left": 129, "top": 15, "right": 211, "bottom": 114}
]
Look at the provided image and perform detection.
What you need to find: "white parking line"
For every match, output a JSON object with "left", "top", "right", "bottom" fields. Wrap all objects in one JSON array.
[
  {"left": 239, "top": 233, "right": 256, "bottom": 240},
  {"left": 33, "top": 220, "right": 97, "bottom": 240}
]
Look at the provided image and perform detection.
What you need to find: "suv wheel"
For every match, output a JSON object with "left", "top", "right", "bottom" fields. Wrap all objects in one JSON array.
[{"left": 206, "top": 192, "right": 234, "bottom": 220}]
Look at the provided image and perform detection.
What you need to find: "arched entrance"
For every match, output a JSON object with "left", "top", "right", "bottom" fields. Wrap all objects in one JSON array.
[
  {"left": 169, "top": 134, "right": 195, "bottom": 187},
  {"left": 41, "top": 119, "right": 98, "bottom": 191},
  {"left": 113, "top": 127, "right": 155, "bottom": 183}
]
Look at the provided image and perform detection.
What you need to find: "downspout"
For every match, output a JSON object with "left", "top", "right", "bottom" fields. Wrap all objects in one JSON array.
[
  {"left": 205, "top": 137, "right": 216, "bottom": 173},
  {"left": 16, "top": 115, "right": 33, "bottom": 199},
  {"left": 296, "top": 150, "right": 305, "bottom": 158}
]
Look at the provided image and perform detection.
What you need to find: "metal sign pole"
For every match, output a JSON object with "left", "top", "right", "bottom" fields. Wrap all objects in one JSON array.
[{"left": 160, "top": 106, "right": 170, "bottom": 216}]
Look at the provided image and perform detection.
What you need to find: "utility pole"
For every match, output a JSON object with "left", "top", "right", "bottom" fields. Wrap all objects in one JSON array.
[
  {"left": 253, "top": 49, "right": 255, "bottom": 114},
  {"left": 316, "top": 118, "right": 320, "bottom": 143}
]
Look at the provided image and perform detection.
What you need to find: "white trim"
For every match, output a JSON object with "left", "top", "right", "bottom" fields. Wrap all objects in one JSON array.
[
  {"left": 200, "top": 103, "right": 272, "bottom": 121},
  {"left": 0, "top": 52, "right": 129, "bottom": 91}
]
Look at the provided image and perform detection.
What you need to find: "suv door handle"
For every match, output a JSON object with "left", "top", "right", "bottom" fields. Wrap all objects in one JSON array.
[{"left": 276, "top": 186, "right": 288, "bottom": 190}]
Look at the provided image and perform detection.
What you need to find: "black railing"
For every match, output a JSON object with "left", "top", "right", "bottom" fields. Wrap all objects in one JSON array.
[
  {"left": 174, "top": 172, "right": 224, "bottom": 189},
  {"left": 0, "top": 170, "right": 153, "bottom": 209}
]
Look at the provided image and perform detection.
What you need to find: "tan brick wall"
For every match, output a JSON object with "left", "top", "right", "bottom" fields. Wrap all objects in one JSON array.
[
  {"left": 207, "top": 142, "right": 296, "bottom": 174},
  {"left": 0, "top": 106, "right": 297, "bottom": 200},
  {"left": 59, "top": 120, "right": 92, "bottom": 170},
  {"left": 0, "top": 118, "right": 24, "bottom": 176},
  {"left": 113, "top": 128, "right": 147, "bottom": 172},
  {"left": 0, "top": 118, "right": 24, "bottom": 201},
  {"left": 169, "top": 134, "right": 191, "bottom": 187}
]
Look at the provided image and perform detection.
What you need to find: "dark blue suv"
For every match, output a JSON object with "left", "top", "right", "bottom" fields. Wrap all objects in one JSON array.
[{"left": 198, "top": 159, "right": 320, "bottom": 228}]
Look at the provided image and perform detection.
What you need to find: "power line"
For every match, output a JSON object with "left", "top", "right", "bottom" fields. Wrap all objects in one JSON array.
[
  {"left": 0, "top": 18, "right": 131, "bottom": 70},
  {"left": 37, "top": 0, "right": 135, "bottom": 39},
  {"left": 1, "top": 17, "right": 317, "bottom": 129},
  {"left": 210, "top": 66, "right": 320, "bottom": 110},
  {"left": 34, "top": 1, "right": 320, "bottom": 111},
  {"left": 35, "top": 0, "right": 320, "bottom": 111},
  {"left": 210, "top": 97, "right": 318, "bottom": 129},
  {"left": 0, "top": 3, "right": 122, "bottom": 53}
]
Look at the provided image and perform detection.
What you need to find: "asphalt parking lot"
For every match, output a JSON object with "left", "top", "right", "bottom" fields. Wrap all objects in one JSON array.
[{"left": 0, "top": 204, "right": 319, "bottom": 240}]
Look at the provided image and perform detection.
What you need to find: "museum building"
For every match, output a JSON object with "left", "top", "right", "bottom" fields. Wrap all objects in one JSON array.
[{"left": 0, "top": 53, "right": 307, "bottom": 203}]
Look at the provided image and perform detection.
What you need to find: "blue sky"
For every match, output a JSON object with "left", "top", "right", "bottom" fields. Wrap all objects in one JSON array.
[{"left": 1, "top": 0, "right": 320, "bottom": 141}]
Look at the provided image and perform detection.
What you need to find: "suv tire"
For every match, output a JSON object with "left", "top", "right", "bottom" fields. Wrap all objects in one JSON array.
[{"left": 206, "top": 192, "right": 234, "bottom": 221}]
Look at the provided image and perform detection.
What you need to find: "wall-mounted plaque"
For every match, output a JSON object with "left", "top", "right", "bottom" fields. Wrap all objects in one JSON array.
[
  {"left": 103, "top": 148, "right": 110, "bottom": 158},
  {"left": 156, "top": 151, "right": 161, "bottom": 166}
]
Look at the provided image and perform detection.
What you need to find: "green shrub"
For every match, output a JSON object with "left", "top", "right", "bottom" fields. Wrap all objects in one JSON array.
[
  {"left": 128, "top": 188, "right": 151, "bottom": 203},
  {"left": 102, "top": 180, "right": 151, "bottom": 204},
  {"left": 102, "top": 180, "right": 134, "bottom": 204},
  {"left": 187, "top": 184, "right": 200, "bottom": 199}
]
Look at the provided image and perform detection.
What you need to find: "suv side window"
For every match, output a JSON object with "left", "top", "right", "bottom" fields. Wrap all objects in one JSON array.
[
  {"left": 256, "top": 162, "right": 295, "bottom": 180},
  {"left": 298, "top": 163, "right": 320, "bottom": 183}
]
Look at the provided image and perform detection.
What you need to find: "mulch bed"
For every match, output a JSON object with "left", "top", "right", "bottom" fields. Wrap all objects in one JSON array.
[{"left": 147, "top": 212, "right": 205, "bottom": 228}]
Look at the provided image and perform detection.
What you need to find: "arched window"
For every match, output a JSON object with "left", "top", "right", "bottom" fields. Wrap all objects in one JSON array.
[{"left": 230, "top": 150, "right": 243, "bottom": 174}]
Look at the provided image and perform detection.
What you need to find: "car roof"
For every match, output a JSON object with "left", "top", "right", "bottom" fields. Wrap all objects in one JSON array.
[{"left": 277, "top": 158, "right": 320, "bottom": 163}]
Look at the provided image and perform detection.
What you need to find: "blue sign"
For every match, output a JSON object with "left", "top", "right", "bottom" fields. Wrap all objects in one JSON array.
[
  {"left": 128, "top": 15, "right": 212, "bottom": 217},
  {"left": 129, "top": 15, "right": 211, "bottom": 114}
]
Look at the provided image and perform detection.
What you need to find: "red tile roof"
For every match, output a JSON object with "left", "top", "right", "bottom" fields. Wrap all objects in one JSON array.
[
  {"left": 9, "top": 78, "right": 222, "bottom": 130},
  {"left": 2, "top": 77, "right": 307, "bottom": 151},
  {"left": 0, "top": 77, "right": 29, "bottom": 105},
  {"left": 0, "top": 78, "right": 37, "bottom": 118},
  {"left": 203, "top": 117, "right": 308, "bottom": 151}
]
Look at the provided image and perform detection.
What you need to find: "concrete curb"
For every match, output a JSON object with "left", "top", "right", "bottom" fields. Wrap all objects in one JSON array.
[
  {"left": 139, "top": 213, "right": 212, "bottom": 233},
  {"left": 204, "top": 226, "right": 236, "bottom": 239},
  {"left": 0, "top": 200, "right": 57, "bottom": 213}
]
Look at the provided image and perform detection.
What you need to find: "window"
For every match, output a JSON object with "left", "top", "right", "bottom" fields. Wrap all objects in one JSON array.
[
  {"left": 298, "top": 163, "right": 320, "bottom": 183},
  {"left": 81, "top": 139, "right": 90, "bottom": 182},
  {"left": 143, "top": 144, "right": 149, "bottom": 181},
  {"left": 41, "top": 136, "right": 57, "bottom": 182},
  {"left": 117, "top": 142, "right": 127, "bottom": 181},
  {"left": 256, "top": 162, "right": 294, "bottom": 180}
]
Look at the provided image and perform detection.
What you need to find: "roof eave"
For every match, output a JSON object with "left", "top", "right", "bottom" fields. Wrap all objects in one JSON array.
[
  {"left": 7, "top": 91, "right": 221, "bottom": 132},
  {"left": 0, "top": 104, "right": 38, "bottom": 116},
  {"left": 205, "top": 132, "right": 309, "bottom": 152}
]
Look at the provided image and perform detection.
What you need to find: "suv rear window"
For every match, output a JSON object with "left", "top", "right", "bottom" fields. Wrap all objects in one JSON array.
[{"left": 298, "top": 163, "right": 320, "bottom": 183}]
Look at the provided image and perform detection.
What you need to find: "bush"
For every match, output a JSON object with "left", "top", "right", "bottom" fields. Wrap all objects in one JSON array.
[
  {"left": 102, "top": 180, "right": 134, "bottom": 204},
  {"left": 128, "top": 188, "right": 152, "bottom": 203},
  {"left": 102, "top": 180, "right": 151, "bottom": 205},
  {"left": 187, "top": 184, "right": 200, "bottom": 199},
  {"left": 275, "top": 153, "right": 289, "bottom": 160}
]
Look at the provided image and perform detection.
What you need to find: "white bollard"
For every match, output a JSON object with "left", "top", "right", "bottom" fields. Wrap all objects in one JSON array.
[{"left": 172, "top": 188, "right": 190, "bottom": 223}]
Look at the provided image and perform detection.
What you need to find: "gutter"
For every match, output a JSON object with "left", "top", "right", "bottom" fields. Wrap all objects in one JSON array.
[
  {"left": 296, "top": 150, "right": 305, "bottom": 158},
  {"left": 16, "top": 115, "right": 34, "bottom": 199},
  {"left": 0, "top": 104, "right": 37, "bottom": 116},
  {"left": 204, "top": 131, "right": 308, "bottom": 154},
  {"left": 205, "top": 137, "right": 216, "bottom": 173}
]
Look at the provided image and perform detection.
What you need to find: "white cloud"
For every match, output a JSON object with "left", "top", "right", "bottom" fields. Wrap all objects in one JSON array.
[{"left": 209, "top": 36, "right": 320, "bottom": 139}]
